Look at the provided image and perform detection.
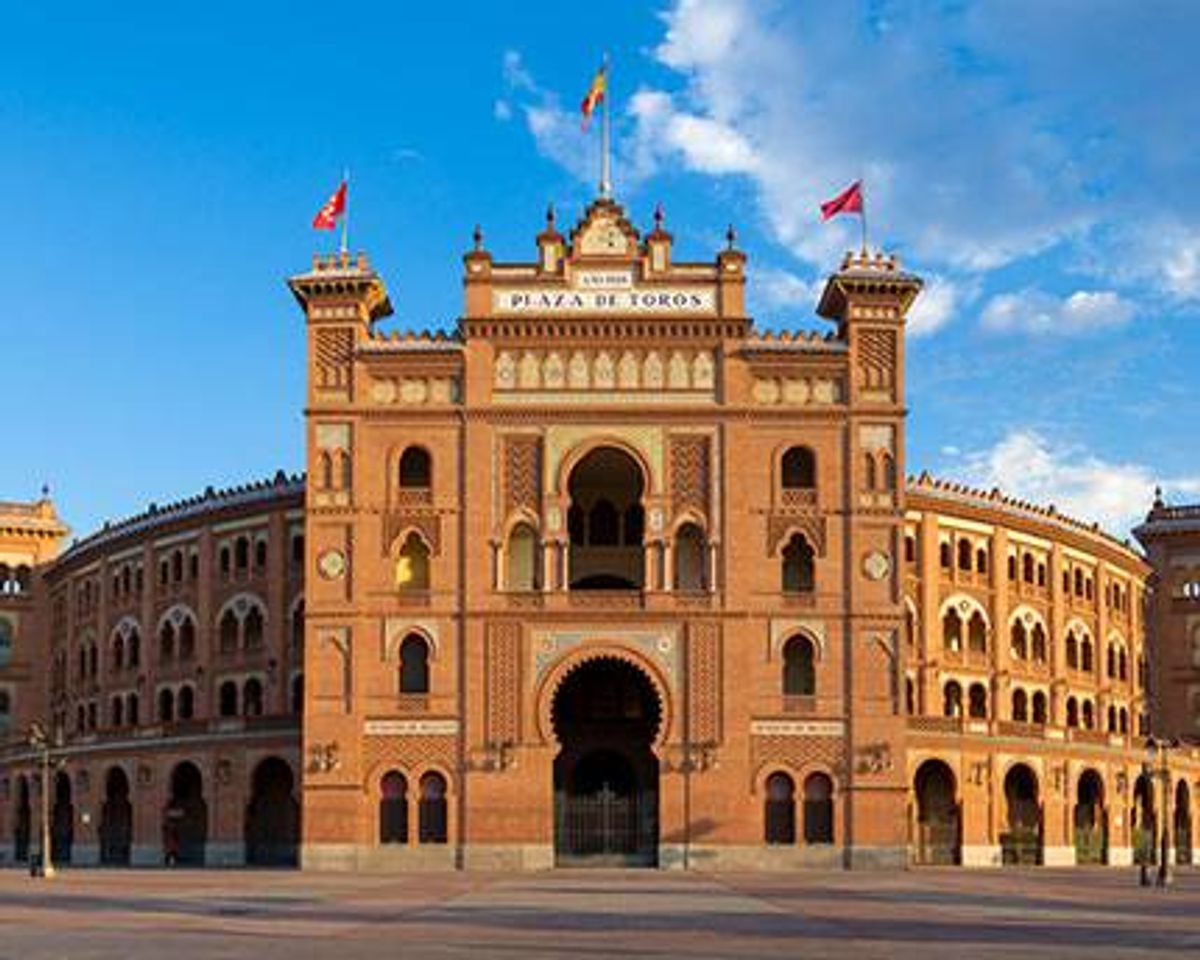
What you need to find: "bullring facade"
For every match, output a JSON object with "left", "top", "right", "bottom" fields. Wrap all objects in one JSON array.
[{"left": 0, "top": 196, "right": 1197, "bottom": 870}]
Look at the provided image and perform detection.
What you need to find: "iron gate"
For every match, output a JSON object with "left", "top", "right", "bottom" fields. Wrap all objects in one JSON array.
[{"left": 556, "top": 787, "right": 657, "bottom": 866}]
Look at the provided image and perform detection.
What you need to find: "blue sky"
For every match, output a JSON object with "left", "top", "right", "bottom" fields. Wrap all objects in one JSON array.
[{"left": 3, "top": 0, "right": 1198, "bottom": 540}]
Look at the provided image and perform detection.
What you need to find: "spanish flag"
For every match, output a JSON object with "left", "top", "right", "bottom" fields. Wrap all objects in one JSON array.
[{"left": 580, "top": 64, "right": 607, "bottom": 131}]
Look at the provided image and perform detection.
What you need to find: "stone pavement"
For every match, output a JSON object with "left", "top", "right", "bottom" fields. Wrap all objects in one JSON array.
[{"left": 0, "top": 867, "right": 1196, "bottom": 959}]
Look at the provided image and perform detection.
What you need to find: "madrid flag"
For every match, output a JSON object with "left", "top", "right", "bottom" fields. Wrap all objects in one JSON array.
[
  {"left": 312, "top": 180, "right": 347, "bottom": 230},
  {"left": 819, "top": 180, "right": 863, "bottom": 221}
]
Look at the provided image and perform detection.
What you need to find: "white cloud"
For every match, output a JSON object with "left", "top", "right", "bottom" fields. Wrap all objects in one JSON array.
[
  {"left": 751, "top": 266, "right": 821, "bottom": 312},
  {"left": 980, "top": 289, "right": 1136, "bottom": 336},
  {"left": 493, "top": 99, "right": 513, "bottom": 122},
  {"left": 907, "top": 274, "right": 970, "bottom": 338},
  {"left": 947, "top": 429, "right": 1199, "bottom": 535},
  {"left": 628, "top": 89, "right": 760, "bottom": 177}
]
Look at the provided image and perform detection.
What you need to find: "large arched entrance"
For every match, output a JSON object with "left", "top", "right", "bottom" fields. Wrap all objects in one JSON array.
[
  {"left": 100, "top": 767, "right": 133, "bottom": 865},
  {"left": 567, "top": 447, "right": 645, "bottom": 590},
  {"left": 13, "top": 775, "right": 30, "bottom": 862},
  {"left": 913, "top": 760, "right": 960, "bottom": 865},
  {"left": 244, "top": 757, "right": 299, "bottom": 866},
  {"left": 1175, "top": 780, "right": 1193, "bottom": 866},
  {"left": 1073, "top": 769, "right": 1106, "bottom": 865},
  {"left": 51, "top": 771, "right": 73, "bottom": 865},
  {"left": 1002, "top": 764, "right": 1041, "bottom": 866},
  {"left": 164, "top": 762, "right": 207, "bottom": 865},
  {"left": 552, "top": 657, "right": 660, "bottom": 866}
]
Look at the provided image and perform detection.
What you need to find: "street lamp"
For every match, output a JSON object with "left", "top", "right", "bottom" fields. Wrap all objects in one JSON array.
[{"left": 27, "top": 721, "right": 59, "bottom": 879}]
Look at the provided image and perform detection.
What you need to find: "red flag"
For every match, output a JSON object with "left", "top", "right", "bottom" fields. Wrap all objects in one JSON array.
[
  {"left": 580, "top": 64, "right": 607, "bottom": 131},
  {"left": 312, "top": 180, "right": 347, "bottom": 230},
  {"left": 820, "top": 180, "right": 863, "bottom": 221}
]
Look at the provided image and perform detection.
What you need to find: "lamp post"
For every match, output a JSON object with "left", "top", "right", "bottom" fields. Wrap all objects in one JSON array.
[
  {"left": 27, "top": 721, "right": 57, "bottom": 879},
  {"left": 1143, "top": 736, "right": 1174, "bottom": 888},
  {"left": 1138, "top": 753, "right": 1152, "bottom": 887}
]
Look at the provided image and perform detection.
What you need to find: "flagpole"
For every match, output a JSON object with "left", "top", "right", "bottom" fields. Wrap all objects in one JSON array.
[
  {"left": 600, "top": 53, "right": 612, "bottom": 198},
  {"left": 859, "top": 178, "right": 868, "bottom": 254},
  {"left": 340, "top": 168, "right": 350, "bottom": 255}
]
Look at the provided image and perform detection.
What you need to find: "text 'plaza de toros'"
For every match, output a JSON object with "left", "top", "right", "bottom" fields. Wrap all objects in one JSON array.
[{"left": 1, "top": 195, "right": 1199, "bottom": 871}]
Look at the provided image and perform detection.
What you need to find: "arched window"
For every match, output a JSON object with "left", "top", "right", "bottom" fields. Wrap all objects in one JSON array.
[
  {"left": 803, "top": 773, "right": 834, "bottom": 844},
  {"left": 1023, "top": 554, "right": 1034, "bottom": 583},
  {"left": 781, "top": 534, "right": 815, "bottom": 594},
  {"left": 255, "top": 540, "right": 267, "bottom": 569},
  {"left": 1074, "top": 568, "right": 1084, "bottom": 596},
  {"left": 942, "top": 609, "right": 963, "bottom": 652},
  {"left": 396, "top": 533, "right": 430, "bottom": 591},
  {"left": 1119, "top": 707, "right": 1128, "bottom": 733},
  {"left": 1081, "top": 699, "right": 1094, "bottom": 730},
  {"left": 1080, "top": 637, "right": 1093, "bottom": 673},
  {"left": 290, "top": 601, "right": 305, "bottom": 654},
  {"left": 127, "top": 693, "right": 140, "bottom": 726},
  {"left": 673, "top": 523, "right": 707, "bottom": 592},
  {"left": 172, "top": 550, "right": 183, "bottom": 583},
  {"left": 110, "top": 696, "right": 123, "bottom": 727},
  {"left": 968, "top": 683, "right": 988, "bottom": 719},
  {"left": 1012, "top": 689, "right": 1028, "bottom": 722},
  {"left": 1032, "top": 691, "right": 1048, "bottom": 725},
  {"left": 1031, "top": 624, "right": 1047, "bottom": 663},
  {"left": 905, "top": 677, "right": 916, "bottom": 715},
  {"left": 1066, "top": 631, "right": 1079, "bottom": 669},
  {"left": 1118, "top": 649, "right": 1128, "bottom": 681},
  {"left": 418, "top": 773, "right": 448, "bottom": 844},
  {"left": 976, "top": 548, "right": 989, "bottom": 575},
  {"left": 235, "top": 537, "right": 249, "bottom": 570},
  {"left": 379, "top": 771, "right": 408, "bottom": 844},
  {"left": 159, "top": 622, "right": 176, "bottom": 662},
  {"left": 567, "top": 504, "right": 585, "bottom": 546},
  {"left": 782, "top": 635, "right": 816, "bottom": 697},
  {"left": 178, "top": 685, "right": 195, "bottom": 720},
  {"left": 219, "top": 680, "right": 238, "bottom": 718},
  {"left": 1008, "top": 555, "right": 1017, "bottom": 580},
  {"left": 243, "top": 678, "right": 263, "bottom": 717},
  {"left": 219, "top": 610, "right": 238, "bottom": 653},
  {"left": 943, "top": 681, "right": 963, "bottom": 718},
  {"left": 158, "top": 688, "right": 175, "bottom": 724},
  {"left": 244, "top": 607, "right": 264, "bottom": 651},
  {"left": 764, "top": 772, "right": 796, "bottom": 844},
  {"left": 399, "top": 634, "right": 430, "bottom": 694},
  {"left": 1106, "top": 645, "right": 1116, "bottom": 678},
  {"left": 957, "top": 539, "right": 972, "bottom": 571},
  {"left": 112, "top": 635, "right": 125, "bottom": 671},
  {"left": 781, "top": 446, "right": 816, "bottom": 490},
  {"left": 967, "top": 612, "right": 987, "bottom": 654},
  {"left": 1037, "top": 562, "right": 1046, "bottom": 587},
  {"left": 940, "top": 542, "right": 951, "bottom": 568},
  {"left": 399, "top": 447, "right": 432, "bottom": 489},
  {"left": 588, "top": 499, "right": 619, "bottom": 546},
  {"left": 291, "top": 673, "right": 304, "bottom": 714},
  {"left": 1011, "top": 621, "right": 1028, "bottom": 660},
  {"left": 1066, "top": 697, "right": 1079, "bottom": 728},
  {"left": 506, "top": 523, "right": 539, "bottom": 591},
  {"left": 1107, "top": 705, "right": 1117, "bottom": 732},
  {"left": 179, "top": 619, "right": 196, "bottom": 660}
]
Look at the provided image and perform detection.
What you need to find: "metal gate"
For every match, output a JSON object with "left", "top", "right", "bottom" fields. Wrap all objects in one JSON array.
[
  {"left": 915, "top": 821, "right": 960, "bottom": 865},
  {"left": 555, "top": 787, "right": 657, "bottom": 866}
]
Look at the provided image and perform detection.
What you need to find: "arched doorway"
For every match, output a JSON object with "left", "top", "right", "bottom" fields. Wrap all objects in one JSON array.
[
  {"left": 1002, "top": 764, "right": 1041, "bottom": 866},
  {"left": 914, "top": 760, "right": 960, "bottom": 865},
  {"left": 1133, "top": 773, "right": 1156, "bottom": 865},
  {"left": 567, "top": 447, "right": 645, "bottom": 590},
  {"left": 51, "top": 771, "right": 73, "bottom": 865},
  {"left": 1175, "top": 780, "right": 1192, "bottom": 866},
  {"left": 245, "top": 757, "right": 299, "bottom": 866},
  {"left": 164, "top": 762, "right": 207, "bottom": 865},
  {"left": 1073, "top": 769, "right": 1106, "bottom": 865},
  {"left": 13, "top": 775, "right": 30, "bottom": 862},
  {"left": 100, "top": 767, "right": 133, "bottom": 865},
  {"left": 552, "top": 657, "right": 660, "bottom": 866}
]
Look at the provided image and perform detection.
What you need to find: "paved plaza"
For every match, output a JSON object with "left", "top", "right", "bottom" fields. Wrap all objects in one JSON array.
[{"left": 0, "top": 868, "right": 1196, "bottom": 958}]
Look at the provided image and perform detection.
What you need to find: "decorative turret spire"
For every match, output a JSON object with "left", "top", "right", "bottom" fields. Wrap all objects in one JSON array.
[
  {"left": 725, "top": 223, "right": 737, "bottom": 250},
  {"left": 473, "top": 224, "right": 484, "bottom": 251}
]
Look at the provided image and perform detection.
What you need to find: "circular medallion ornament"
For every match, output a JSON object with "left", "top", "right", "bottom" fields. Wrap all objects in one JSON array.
[
  {"left": 863, "top": 550, "right": 891, "bottom": 581},
  {"left": 317, "top": 549, "right": 347, "bottom": 581}
]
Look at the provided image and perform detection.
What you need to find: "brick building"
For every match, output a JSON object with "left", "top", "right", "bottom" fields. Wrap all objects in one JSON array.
[{"left": 0, "top": 195, "right": 1197, "bottom": 870}]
